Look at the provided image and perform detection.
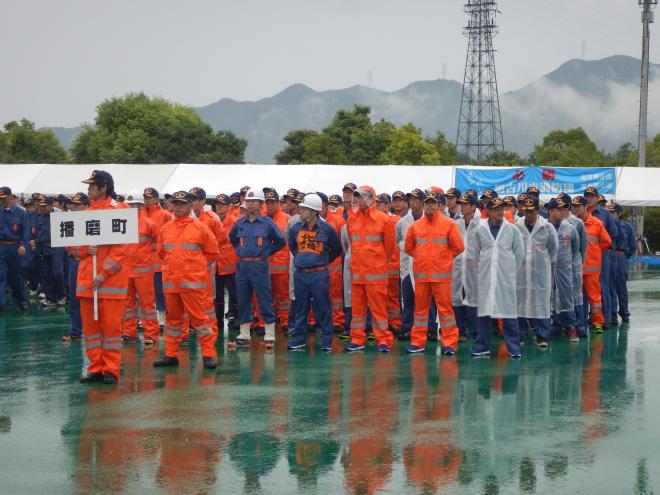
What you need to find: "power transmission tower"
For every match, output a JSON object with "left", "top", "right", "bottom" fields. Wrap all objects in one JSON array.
[
  {"left": 456, "top": 0, "right": 504, "bottom": 163},
  {"left": 636, "top": 0, "right": 656, "bottom": 242}
]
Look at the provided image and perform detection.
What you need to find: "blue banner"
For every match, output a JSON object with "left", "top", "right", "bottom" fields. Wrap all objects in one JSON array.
[{"left": 454, "top": 166, "right": 616, "bottom": 196}]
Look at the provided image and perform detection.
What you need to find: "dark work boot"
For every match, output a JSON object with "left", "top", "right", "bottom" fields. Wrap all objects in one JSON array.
[
  {"left": 153, "top": 356, "right": 179, "bottom": 367},
  {"left": 102, "top": 372, "right": 117, "bottom": 384},
  {"left": 80, "top": 372, "right": 103, "bottom": 383},
  {"left": 202, "top": 357, "right": 217, "bottom": 369}
]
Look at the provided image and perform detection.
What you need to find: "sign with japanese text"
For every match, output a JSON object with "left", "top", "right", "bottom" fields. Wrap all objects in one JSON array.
[
  {"left": 455, "top": 166, "right": 617, "bottom": 196},
  {"left": 49, "top": 208, "right": 138, "bottom": 247}
]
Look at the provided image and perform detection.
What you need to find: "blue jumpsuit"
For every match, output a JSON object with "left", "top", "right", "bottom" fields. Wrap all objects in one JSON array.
[
  {"left": 36, "top": 212, "right": 66, "bottom": 303},
  {"left": 614, "top": 220, "right": 636, "bottom": 320},
  {"left": 591, "top": 206, "right": 619, "bottom": 326},
  {"left": 0, "top": 205, "right": 29, "bottom": 308},
  {"left": 288, "top": 217, "right": 342, "bottom": 348},
  {"left": 24, "top": 211, "right": 41, "bottom": 292},
  {"left": 229, "top": 215, "right": 286, "bottom": 325}
]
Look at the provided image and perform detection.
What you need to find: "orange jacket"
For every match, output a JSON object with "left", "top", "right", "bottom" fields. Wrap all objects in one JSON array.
[
  {"left": 346, "top": 186, "right": 396, "bottom": 285},
  {"left": 404, "top": 212, "right": 464, "bottom": 283},
  {"left": 583, "top": 213, "right": 612, "bottom": 275},
  {"left": 125, "top": 212, "right": 159, "bottom": 278},
  {"left": 324, "top": 211, "right": 345, "bottom": 272},
  {"left": 387, "top": 214, "right": 401, "bottom": 278},
  {"left": 196, "top": 209, "right": 223, "bottom": 254},
  {"left": 505, "top": 210, "right": 515, "bottom": 224},
  {"left": 144, "top": 203, "right": 172, "bottom": 230},
  {"left": 157, "top": 215, "right": 219, "bottom": 293},
  {"left": 216, "top": 213, "right": 238, "bottom": 275},
  {"left": 268, "top": 208, "right": 291, "bottom": 274},
  {"left": 76, "top": 197, "right": 129, "bottom": 300}
]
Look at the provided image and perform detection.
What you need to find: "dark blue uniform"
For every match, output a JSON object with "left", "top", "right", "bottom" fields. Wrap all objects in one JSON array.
[
  {"left": 591, "top": 205, "right": 619, "bottom": 325},
  {"left": 0, "top": 205, "right": 29, "bottom": 308},
  {"left": 36, "top": 212, "right": 66, "bottom": 303},
  {"left": 613, "top": 220, "right": 636, "bottom": 321},
  {"left": 288, "top": 218, "right": 342, "bottom": 348},
  {"left": 24, "top": 210, "right": 41, "bottom": 292},
  {"left": 229, "top": 215, "right": 286, "bottom": 325}
]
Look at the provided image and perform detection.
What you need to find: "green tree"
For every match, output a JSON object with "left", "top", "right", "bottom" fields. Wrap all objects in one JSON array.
[
  {"left": 0, "top": 119, "right": 68, "bottom": 163},
  {"left": 624, "top": 132, "right": 660, "bottom": 168},
  {"left": 302, "top": 135, "right": 348, "bottom": 164},
  {"left": 378, "top": 124, "right": 442, "bottom": 165},
  {"left": 274, "top": 129, "right": 318, "bottom": 164},
  {"left": 532, "top": 128, "right": 603, "bottom": 166},
  {"left": 484, "top": 149, "right": 525, "bottom": 166},
  {"left": 71, "top": 93, "right": 246, "bottom": 164}
]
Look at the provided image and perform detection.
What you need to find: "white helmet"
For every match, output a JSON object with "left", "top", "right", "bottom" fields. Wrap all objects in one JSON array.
[
  {"left": 300, "top": 193, "right": 323, "bottom": 212},
  {"left": 244, "top": 188, "right": 266, "bottom": 202},
  {"left": 125, "top": 190, "right": 144, "bottom": 204}
]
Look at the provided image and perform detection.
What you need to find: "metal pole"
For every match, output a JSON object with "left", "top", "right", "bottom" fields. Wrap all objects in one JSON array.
[{"left": 636, "top": 0, "right": 656, "bottom": 244}]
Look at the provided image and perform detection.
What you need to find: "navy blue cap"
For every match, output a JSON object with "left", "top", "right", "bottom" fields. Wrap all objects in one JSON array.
[
  {"left": 521, "top": 197, "right": 540, "bottom": 210},
  {"left": 457, "top": 193, "right": 479, "bottom": 206},
  {"left": 526, "top": 186, "right": 540, "bottom": 196},
  {"left": 571, "top": 195, "right": 588, "bottom": 207},
  {"left": 584, "top": 186, "right": 599, "bottom": 196},
  {"left": 144, "top": 187, "right": 159, "bottom": 199},
  {"left": 502, "top": 196, "right": 517, "bottom": 207},
  {"left": 486, "top": 198, "right": 504, "bottom": 209},
  {"left": 71, "top": 192, "right": 90, "bottom": 205},
  {"left": 377, "top": 193, "right": 392, "bottom": 204},
  {"left": 446, "top": 188, "right": 461, "bottom": 198},
  {"left": 480, "top": 189, "right": 498, "bottom": 200},
  {"left": 189, "top": 187, "right": 206, "bottom": 201},
  {"left": 0, "top": 186, "right": 12, "bottom": 198},
  {"left": 81, "top": 170, "right": 114, "bottom": 187},
  {"left": 557, "top": 192, "right": 571, "bottom": 204},
  {"left": 545, "top": 198, "right": 562, "bottom": 210},
  {"left": 407, "top": 188, "right": 426, "bottom": 201},
  {"left": 328, "top": 194, "right": 341, "bottom": 205},
  {"left": 316, "top": 191, "right": 329, "bottom": 204},
  {"left": 229, "top": 192, "right": 241, "bottom": 206},
  {"left": 171, "top": 191, "right": 193, "bottom": 204},
  {"left": 263, "top": 187, "right": 280, "bottom": 201}
]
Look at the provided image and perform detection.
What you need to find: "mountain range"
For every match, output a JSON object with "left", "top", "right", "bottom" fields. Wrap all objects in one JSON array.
[{"left": 49, "top": 55, "right": 659, "bottom": 163}]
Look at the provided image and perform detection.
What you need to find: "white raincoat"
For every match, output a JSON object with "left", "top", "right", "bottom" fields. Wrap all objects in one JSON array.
[
  {"left": 466, "top": 219, "right": 524, "bottom": 319},
  {"left": 515, "top": 216, "right": 558, "bottom": 319},
  {"left": 551, "top": 219, "right": 580, "bottom": 314},
  {"left": 566, "top": 214, "right": 586, "bottom": 306},
  {"left": 452, "top": 212, "right": 481, "bottom": 307}
]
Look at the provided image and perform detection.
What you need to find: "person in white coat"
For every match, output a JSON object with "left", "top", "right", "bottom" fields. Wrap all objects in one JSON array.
[
  {"left": 546, "top": 198, "right": 581, "bottom": 342},
  {"left": 468, "top": 198, "right": 525, "bottom": 358},
  {"left": 515, "top": 197, "right": 558, "bottom": 348},
  {"left": 452, "top": 193, "right": 481, "bottom": 342}
]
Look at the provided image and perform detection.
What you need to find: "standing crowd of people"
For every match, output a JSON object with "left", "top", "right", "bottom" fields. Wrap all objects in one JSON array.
[{"left": 0, "top": 171, "right": 637, "bottom": 384}]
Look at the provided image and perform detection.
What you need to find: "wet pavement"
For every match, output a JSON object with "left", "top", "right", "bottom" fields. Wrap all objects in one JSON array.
[{"left": 1, "top": 265, "right": 659, "bottom": 494}]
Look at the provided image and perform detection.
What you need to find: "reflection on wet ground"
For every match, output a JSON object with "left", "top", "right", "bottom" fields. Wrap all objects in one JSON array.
[{"left": 1, "top": 265, "right": 660, "bottom": 494}]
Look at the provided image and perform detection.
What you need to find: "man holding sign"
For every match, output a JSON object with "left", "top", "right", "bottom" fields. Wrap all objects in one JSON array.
[{"left": 77, "top": 170, "right": 129, "bottom": 385}]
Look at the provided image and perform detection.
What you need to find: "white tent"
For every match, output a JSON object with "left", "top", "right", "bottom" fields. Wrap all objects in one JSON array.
[
  {"left": 22, "top": 164, "right": 178, "bottom": 195},
  {"left": 2, "top": 163, "right": 660, "bottom": 206},
  {"left": 0, "top": 164, "right": 45, "bottom": 194}
]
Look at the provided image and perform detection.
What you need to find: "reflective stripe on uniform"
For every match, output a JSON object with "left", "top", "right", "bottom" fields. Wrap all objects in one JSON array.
[
  {"left": 164, "top": 324, "right": 182, "bottom": 337},
  {"left": 164, "top": 243, "right": 175, "bottom": 250},
  {"left": 328, "top": 266, "right": 341, "bottom": 272},
  {"left": 431, "top": 273, "right": 452, "bottom": 279},
  {"left": 364, "top": 273, "right": 388, "bottom": 281},
  {"left": 139, "top": 236, "right": 154, "bottom": 243},
  {"left": 372, "top": 319, "right": 389, "bottom": 330},
  {"left": 180, "top": 282, "right": 206, "bottom": 289},
  {"left": 181, "top": 243, "right": 201, "bottom": 250},
  {"left": 103, "top": 336, "right": 123, "bottom": 350},
  {"left": 270, "top": 265, "right": 289, "bottom": 272},
  {"left": 417, "top": 238, "right": 428, "bottom": 244},
  {"left": 221, "top": 264, "right": 236, "bottom": 272},
  {"left": 97, "top": 287, "right": 128, "bottom": 295},
  {"left": 102, "top": 258, "right": 121, "bottom": 273},
  {"left": 587, "top": 236, "right": 599, "bottom": 243},
  {"left": 414, "top": 273, "right": 427, "bottom": 279},
  {"left": 432, "top": 238, "right": 448, "bottom": 244},
  {"left": 365, "top": 235, "right": 383, "bottom": 241},
  {"left": 584, "top": 266, "right": 600, "bottom": 273},
  {"left": 350, "top": 235, "right": 361, "bottom": 241},
  {"left": 163, "top": 282, "right": 175, "bottom": 289},
  {"left": 134, "top": 264, "right": 160, "bottom": 273},
  {"left": 76, "top": 285, "right": 87, "bottom": 292}
]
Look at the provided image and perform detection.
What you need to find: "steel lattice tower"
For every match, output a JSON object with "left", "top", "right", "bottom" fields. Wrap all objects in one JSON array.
[{"left": 456, "top": 0, "right": 504, "bottom": 163}]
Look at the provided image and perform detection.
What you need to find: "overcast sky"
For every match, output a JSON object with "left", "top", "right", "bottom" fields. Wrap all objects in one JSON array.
[{"left": 0, "top": 0, "right": 656, "bottom": 128}]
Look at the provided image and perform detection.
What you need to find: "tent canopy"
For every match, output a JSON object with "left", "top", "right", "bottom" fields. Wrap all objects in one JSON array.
[{"left": 2, "top": 163, "right": 659, "bottom": 206}]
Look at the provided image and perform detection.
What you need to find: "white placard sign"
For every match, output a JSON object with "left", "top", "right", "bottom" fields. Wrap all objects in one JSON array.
[{"left": 50, "top": 208, "right": 138, "bottom": 247}]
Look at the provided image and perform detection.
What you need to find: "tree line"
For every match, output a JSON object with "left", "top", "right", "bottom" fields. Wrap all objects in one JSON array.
[{"left": 1, "top": 93, "right": 659, "bottom": 167}]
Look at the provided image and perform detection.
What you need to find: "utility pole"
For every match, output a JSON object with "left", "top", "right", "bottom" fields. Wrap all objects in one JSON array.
[
  {"left": 636, "top": 0, "right": 656, "bottom": 243},
  {"left": 456, "top": 0, "right": 504, "bottom": 164}
]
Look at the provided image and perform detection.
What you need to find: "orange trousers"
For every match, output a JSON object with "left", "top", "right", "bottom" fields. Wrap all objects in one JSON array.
[
  {"left": 181, "top": 285, "right": 217, "bottom": 341},
  {"left": 80, "top": 297, "right": 125, "bottom": 380},
  {"left": 387, "top": 277, "right": 402, "bottom": 331},
  {"left": 583, "top": 274, "right": 605, "bottom": 325},
  {"left": 164, "top": 291, "right": 216, "bottom": 359},
  {"left": 254, "top": 273, "right": 290, "bottom": 327},
  {"left": 350, "top": 283, "right": 394, "bottom": 347},
  {"left": 329, "top": 265, "right": 345, "bottom": 328},
  {"left": 122, "top": 275, "right": 159, "bottom": 340},
  {"left": 411, "top": 282, "right": 458, "bottom": 350}
]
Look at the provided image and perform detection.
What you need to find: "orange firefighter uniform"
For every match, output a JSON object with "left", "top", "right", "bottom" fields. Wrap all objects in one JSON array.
[
  {"left": 266, "top": 206, "right": 291, "bottom": 327},
  {"left": 121, "top": 211, "right": 160, "bottom": 342},
  {"left": 157, "top": 213, "right": 219, "bottom": 359},
  {"left": 386, "top": 213, "right": 402, "bottom": 331},
  {"left": 404, "top": 208, "right": 464, "bottom": 351},
  {"left": 346, "top": 186, "right": 396, "bottom": 348},
  {"left": 582, "top": 213, "right": 612, "bottom": 327},
  {"left": 324, "top": 210, "right": 346, "bottom": 329},
  {"left": 76, "top": 196, "right": 129, "bottom": 382}
]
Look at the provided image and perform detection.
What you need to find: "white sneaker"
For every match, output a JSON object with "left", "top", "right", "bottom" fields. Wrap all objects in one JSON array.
[
  {"left": 38, "top": 293, "right": 46, "bottom": 300},
  {"left": 57, "top": 298, "right": 67, "bottom": 306}
]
